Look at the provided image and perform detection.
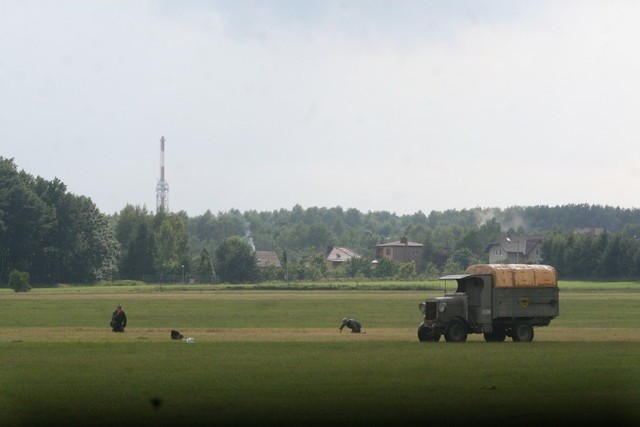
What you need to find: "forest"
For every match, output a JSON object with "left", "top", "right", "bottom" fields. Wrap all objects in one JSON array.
[{"left": 3, "top": 156, "right": 640, "bottom": 285}]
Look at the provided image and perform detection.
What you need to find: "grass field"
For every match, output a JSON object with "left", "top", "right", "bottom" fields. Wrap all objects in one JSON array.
[{"left": 1, "top": 284, "right": 639, "bottom": 426}]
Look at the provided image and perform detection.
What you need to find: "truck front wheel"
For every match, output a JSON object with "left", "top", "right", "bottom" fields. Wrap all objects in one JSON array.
[
  {"left": 512, "top": 322, "right": 534, "bottom": 342},
  {"left": 418, "top": 324, "right": 441, "bottom": 342},
  {"left": 444, "top": 322, "right": 468, "bottom": 343}
]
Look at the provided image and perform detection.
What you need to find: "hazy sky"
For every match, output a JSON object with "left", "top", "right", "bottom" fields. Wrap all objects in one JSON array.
[{"left": 2, "top": 1, "right": 640, "bottom": 216}]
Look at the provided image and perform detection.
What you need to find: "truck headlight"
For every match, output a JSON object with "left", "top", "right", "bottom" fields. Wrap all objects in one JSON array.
[
  {"left": 419, "top": 302, "right": 426, "bottom": 314},
  {"left": 439, "top": 302, "right": 447, "bottom": 313}
]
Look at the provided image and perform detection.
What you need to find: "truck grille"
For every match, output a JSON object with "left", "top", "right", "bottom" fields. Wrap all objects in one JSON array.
[{"left": 424, "top": 302, "right": 437, "bottom": 321}]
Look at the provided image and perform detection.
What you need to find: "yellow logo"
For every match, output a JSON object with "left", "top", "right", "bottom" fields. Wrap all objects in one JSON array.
[{"left": 520, "top": 297, "right": 529, "bottom": 308}]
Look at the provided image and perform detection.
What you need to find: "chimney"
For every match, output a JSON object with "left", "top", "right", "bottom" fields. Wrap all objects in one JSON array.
[{"left": 400, "top": 237, "right": 408, "bottom": 245}]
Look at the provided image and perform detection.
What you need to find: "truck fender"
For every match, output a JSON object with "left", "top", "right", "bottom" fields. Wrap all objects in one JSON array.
[{"left": 448, "top": 316, "right": 470, "bottom": 331}]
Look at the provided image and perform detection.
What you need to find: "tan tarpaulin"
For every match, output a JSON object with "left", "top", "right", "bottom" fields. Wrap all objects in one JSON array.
[{"left": 465, "top": 264, "right": 558, "bottom": 288}]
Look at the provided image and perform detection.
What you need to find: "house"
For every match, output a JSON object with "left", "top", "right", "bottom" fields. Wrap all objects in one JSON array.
[
  {"left": 325, "top": 246, "right": 360, "bottom": 267},
  {"left": 375, "top": 237, "right": 424, "bottom": 267},
  {"left": 485, "top": 235, "right": 543, "bottom": 264},
  {"left": 255, "top": 251, "right": 282, "bottom": 268}
]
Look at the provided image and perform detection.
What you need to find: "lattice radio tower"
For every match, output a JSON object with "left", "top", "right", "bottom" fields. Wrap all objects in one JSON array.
[{"left": 156, "top": 136, "right": 169, "bottom": 212}]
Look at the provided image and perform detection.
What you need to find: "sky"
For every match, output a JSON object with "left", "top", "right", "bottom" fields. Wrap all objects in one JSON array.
[{"left": 2, "top": 0, "right": 640, "bottom": 216}]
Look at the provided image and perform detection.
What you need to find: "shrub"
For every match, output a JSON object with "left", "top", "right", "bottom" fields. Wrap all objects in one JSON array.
[
  {"left": 396, "top": 261, "right": 417, "bottom": 280},
  {"left": 9, "top": 270, "right": 31, "bottom": 292}
]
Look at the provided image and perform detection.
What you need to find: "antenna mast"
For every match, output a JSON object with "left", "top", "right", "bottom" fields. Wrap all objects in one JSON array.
[{"left": 156, "top": 136, "right": 169, "bottom": 212}]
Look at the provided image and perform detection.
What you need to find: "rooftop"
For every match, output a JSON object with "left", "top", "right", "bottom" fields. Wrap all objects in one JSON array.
[{"left": 255, "top": 251, "right": 282, "bottom": 268}]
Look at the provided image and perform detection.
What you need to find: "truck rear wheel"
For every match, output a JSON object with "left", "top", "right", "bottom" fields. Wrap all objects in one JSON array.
[
  {"left": 418, "top": 324, "right": 441, "bottom": 342},
  {"left": 512, "top": 322, "right": 534, "bottom": 342},
  {"left": 444, "top": 322, "right": 467, "bottom": 342}
]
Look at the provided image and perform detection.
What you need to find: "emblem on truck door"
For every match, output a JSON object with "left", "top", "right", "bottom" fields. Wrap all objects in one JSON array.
[{"left": 519, "top": 297, "right": 529, "bottom": 308}]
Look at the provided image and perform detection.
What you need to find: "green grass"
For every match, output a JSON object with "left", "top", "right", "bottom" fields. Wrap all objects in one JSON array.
[
  {"left": 1, "top": 291, "right": 430, "bottom": 328},
  {"left": 0, "top": 285, "right": 639, "bottom": 426},
  {"left": 1, "top": 341, "right": 638, "bottom": 426},
  {"left": 3, "top": 289, "right": 640, "bottom": 329},
  {"left": 4, "top": 278, "right": 639, "bottom": 294},
  {"left": 556, "top": 291, "right": 640, "bottom": 328},
  {"left": 559, "top": 280, "right": 640, "bottom": 289}
]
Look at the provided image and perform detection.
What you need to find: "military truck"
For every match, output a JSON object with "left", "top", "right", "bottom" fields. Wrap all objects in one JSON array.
[{"left": 417, "top": 264, "right": 559, "bottom": 342}]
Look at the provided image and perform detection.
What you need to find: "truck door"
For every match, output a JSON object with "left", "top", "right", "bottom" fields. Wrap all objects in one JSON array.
[{"left": 461, "top": 276, "right": 492, "bottom": 327}]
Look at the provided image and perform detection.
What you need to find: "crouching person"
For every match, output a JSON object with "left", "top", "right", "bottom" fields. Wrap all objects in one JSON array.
[
  {"left": 110, "top": 304, "right": 127, "bottom": 332},
  {"left": 339, "top": 317, "right": 362, "bottom": 333}
]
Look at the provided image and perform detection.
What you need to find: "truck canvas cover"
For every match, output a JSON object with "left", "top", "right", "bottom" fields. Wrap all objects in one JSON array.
[{"left": 464, "top": 264, "right": 557, "bottom": 288}]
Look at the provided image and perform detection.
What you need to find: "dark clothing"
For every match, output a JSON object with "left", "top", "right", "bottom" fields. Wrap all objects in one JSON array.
[
  {"left": 339, "top": 318, "right": 362, "bottom": 333},
  {"left": 111, "top": 310, "right": 127, "bottom": 332}
]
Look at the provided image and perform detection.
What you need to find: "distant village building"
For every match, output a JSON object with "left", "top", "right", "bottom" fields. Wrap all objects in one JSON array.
[
  {"left": 375, "top": 237, "right": 424, "bottom": 268},
  {"left": 325, "top": 246, "right": 361, "bottom": 267},
  {"left": 255, "top": 251, "right": 282, "bottom": 268},
  {"left": 485, "top": 235, "right": 543, "bottom": 264}
]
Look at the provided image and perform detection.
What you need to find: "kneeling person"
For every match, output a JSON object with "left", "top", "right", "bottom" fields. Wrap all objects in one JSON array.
[
  {"left": 110, "top": 304, "right": 127, "bottom": 332},
  {"left": 339, "top": 317, "right": 362, "bottom": 333}
]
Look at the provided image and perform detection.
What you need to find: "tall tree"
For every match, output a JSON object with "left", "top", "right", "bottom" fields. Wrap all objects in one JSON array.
[
  {"left": 196, "top": 248, "right": 214, "bottom": 276},
  {"left": 116, "top": 205, "right": 156, "bottom": 279},
  {"left": 214, "top": 236, "right": 258, "bottom": 283},
  {"left": 155, "top": 212, "right": 190, "bottom": 275}
]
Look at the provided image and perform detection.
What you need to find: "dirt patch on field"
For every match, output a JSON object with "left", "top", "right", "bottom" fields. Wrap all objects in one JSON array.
[{"left": 1, "top": 326, "right": 638, "bottom": 343}]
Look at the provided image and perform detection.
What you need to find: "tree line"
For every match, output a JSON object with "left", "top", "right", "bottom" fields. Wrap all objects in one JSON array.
[
  {"left": 0, "top": 158, "right": 119, "bottom": 285},
  {"left": 542, "top": 229, "right": 640, "bottom": 280},
  {"left": 3, "top": 156, "right": 640, "bottom": 285}
]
